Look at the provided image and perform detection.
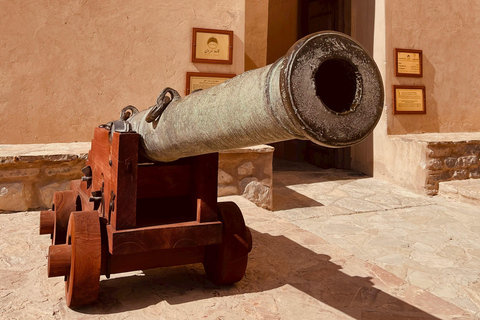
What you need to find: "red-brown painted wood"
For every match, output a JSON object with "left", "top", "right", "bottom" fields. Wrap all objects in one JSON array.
[
  {"left": 39, "top": 210, "right": 55, "bottom": 235},
  {"left": 204, "top": 201, "right": 252, "bottom": 285},
  {"left": 52, "top": 190, "right": 76, "bottom": 245},
  {"left": 89, "top": 128, "right": 111, "bottom": 198},
  {"left": 107, "top": 220, "right": 222, "bottom": 255},
  {"left": 65, "top": 211, "right": 101, "bottom": 308},
  {"left": 105, "top": 247, "right": 206, "bottom": 275},
  {"left": 192, "top": 153, "right": 218, "bottom": 222},
  {"left": 47, "top": 244, "right": 71, "bottom": 277},
  {"left": 109, "top": 132, "right": 138, "bottom": 230},
  {"left": 43, "top": 130, "right": 251, "bottom": 308},
  {"left": 70, "top": 180, "right": 91, "bottom": 212},
  {"left": 137, "top": 164, "right": 191, "bottom": 198}
]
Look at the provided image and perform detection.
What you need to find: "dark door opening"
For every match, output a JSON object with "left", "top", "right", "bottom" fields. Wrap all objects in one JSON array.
[
  {"left": 301, "top": 0, "right": 352, "bottom": 170},
  {"left": 271, "top": 0, "right": 352, "bottom": 170}
]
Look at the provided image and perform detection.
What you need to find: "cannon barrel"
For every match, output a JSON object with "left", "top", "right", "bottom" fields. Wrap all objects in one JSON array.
[{"left": 126, "top": 31, "right": 384, "bottom": 162}]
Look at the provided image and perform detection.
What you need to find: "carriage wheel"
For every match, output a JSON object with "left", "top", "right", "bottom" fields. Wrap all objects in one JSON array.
[
  {"left": 64, "top": 211, "right": 101, "bottom": 308},
  {"left": 39, "top": 190, "right": 77, "bottom": 243},
  {"left": 204, "top": 201, "right": 252, "bottom": 285},
  {"left": 52, "top": 190, "right": 76, "bottom": 245}
]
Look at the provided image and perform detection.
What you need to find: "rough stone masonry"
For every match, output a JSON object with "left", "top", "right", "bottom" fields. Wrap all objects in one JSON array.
[{"left": 426, "top": 141, "right": 480, "bottom": 195}]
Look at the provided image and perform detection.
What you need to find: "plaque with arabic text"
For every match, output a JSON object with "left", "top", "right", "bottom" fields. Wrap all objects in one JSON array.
[{"left": 395, "top": 48, "right": 423, "bottom": 77}]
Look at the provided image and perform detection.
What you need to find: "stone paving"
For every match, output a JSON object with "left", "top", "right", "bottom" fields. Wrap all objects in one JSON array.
[
  {"left": 1, "top": 160, "right": 479, "bottom": 319},
  {"left": 439, "top": 179, "right": 480, "bottom": 206},
  {"left": 272, "top": 160, "right": 480, "bottom": 318}
]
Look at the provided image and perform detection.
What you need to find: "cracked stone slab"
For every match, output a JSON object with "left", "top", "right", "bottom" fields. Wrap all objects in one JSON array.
[
  {"left": 0, "top": 143, "right": 91, "bottom": 163},
  {"left": 439, "top": 179, "right": 480, "bottom": 205}
]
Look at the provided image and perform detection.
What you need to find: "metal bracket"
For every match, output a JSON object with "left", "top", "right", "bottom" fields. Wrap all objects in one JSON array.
[
  {"left": 99, "top": 105, "right": 139, "bottom": 134},
  {"left": 89, "top": 190, "right": 102, "bottom": 211},
  {"left": 145, "top": 88, "right": 180, "bottom": 123},
  {"left": 108, "top": 190, "right": 116, "bottom": 224},
  {"left": 81, "top": 165, "right": 93, "bottom": 189},
  {"left": 110, "top": 120, "right": 132, "bottom": 133}
]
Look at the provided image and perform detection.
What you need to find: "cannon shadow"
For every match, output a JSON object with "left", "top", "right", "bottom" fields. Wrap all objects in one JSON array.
[
  {"left": 77, "top": 229, "right": 442, "bottom": 319},
  {"left": 272, "top": 158, "right": 369, "bottom": 211}
]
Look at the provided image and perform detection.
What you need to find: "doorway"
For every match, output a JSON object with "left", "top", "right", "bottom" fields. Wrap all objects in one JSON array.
[
  {"left": 269, "top": 0, "right": 352, "bottom": 169},
  {"left": 300, "top": 0, "right": 352, "bottom": 170}
]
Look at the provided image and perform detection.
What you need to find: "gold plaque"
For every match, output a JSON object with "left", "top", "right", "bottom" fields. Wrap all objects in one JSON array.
[
  {"left": 395, "top": 49, "right": 423, "bottom": 77},
  {"left": 195, "top": 33, "right": 230, "bottom": 61},
  {"left": 394, "top": 86, "right": 426, "bottom": 114},
  {"left": 186, "top": 72, "right": 235, "bottom": 95},
  {"left": 192, "top": 28, "right": 233, "bottom": 64}
]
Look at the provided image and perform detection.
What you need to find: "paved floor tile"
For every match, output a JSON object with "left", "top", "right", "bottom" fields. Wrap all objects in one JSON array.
[{"left": 1, "top": 160, "right": 479, "bottom": 319}]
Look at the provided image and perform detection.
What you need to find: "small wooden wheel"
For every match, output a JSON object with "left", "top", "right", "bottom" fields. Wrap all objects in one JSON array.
[
  {"left": 65, "top": 211, "right": 101, "bottom": 308},
  {"left": 52, "top": 190, "right": 77, "bottom": 245},
  {"left": 204, "top": 201, "right": 252, "bottom": 285}
]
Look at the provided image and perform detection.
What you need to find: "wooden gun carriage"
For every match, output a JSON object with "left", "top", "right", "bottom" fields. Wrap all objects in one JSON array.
[{"left": 39, "top": 31, "right": 384, "bottom": 308}]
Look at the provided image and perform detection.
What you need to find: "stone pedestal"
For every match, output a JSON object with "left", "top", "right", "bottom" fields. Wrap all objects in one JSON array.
[
  {"left": 0, "top": 143, "right": 274, "bottom": 212},
  {"left": 218, "top": 145, "right": 274, "bottom": 210},
  {"left": 0, "top": 143, "right": 90, "bottom": 212},
  {"left": 386, "top": 133, "right": 480, "bottom": 195}
]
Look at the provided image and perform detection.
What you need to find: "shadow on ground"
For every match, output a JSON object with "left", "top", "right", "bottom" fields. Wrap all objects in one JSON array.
[
  {"left": 76, "top": 229, "right": 441, "bottom": 319},
  {"left": 273, "top": 181, "right": 325, "bottom": 210},
  {"left": 272, "top": 159, "right": 368, "bottom": 211}
]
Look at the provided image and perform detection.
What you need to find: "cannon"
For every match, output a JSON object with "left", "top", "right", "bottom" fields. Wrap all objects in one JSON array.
[{"left": 39, "top": 31, "right": 383, "bottom": 308}]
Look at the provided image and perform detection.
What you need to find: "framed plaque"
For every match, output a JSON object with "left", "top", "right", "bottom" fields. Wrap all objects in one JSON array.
[
  {"left": 186, "top": 72, "right": 236, "bottom": 95},
  {"left": 192, "top": 28, "right": 233, "bottom": 64},
  {"left": 393, "top": 85, "right": 426, "bottom": 114},
  {"left": 395, "top": 48, "right": 423, "bottom": 77}
]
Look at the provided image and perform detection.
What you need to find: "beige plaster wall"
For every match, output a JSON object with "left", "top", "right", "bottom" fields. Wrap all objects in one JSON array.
[
  {"left": 373, "top": 1, "right": 480, "bottom": 194},
  {"left": 370, "top": 0, "right": 389, "bottom": 180},
  {"left": 0, "top": 1, "right": 245, "bottom": 144},
  {"left": 385, "top": 1, "right": 480, "bottom": 135},
  {"left": 349, "top": 0, "right": 376, "bottom": 175},
  {"left": 370, "top": 0, "right": 425, "bottom": 193}
]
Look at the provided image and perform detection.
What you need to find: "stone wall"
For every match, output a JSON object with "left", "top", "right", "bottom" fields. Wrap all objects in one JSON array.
[
  {"left": 0, "top": 143, "right": 273, "bottom": 212},
  {"left": 375, "top": 133, "right": 480, "bottom": 196},
  {"left": 218, "top": 145, "right": 274, "bottom": 210},
  {"left": 426, "top": 142, "right": 480, "bottom": 195},
  {"left": 0, "top": 144, "right": 89, "bottom": 212}
]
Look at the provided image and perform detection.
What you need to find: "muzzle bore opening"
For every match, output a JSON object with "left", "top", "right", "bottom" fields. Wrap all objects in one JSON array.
[{"left": 315, "top": 58, "right": 361, "bottom": 114}]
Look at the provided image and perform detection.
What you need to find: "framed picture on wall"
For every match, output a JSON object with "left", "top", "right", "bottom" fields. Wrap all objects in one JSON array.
[
  {"left": 192, "top": 28, "right": 233, "bottom": 64},
  {"left": 186, "top": 72, "right": 236, "bottom": 95},
  {"left": 393, "top": 85, "right": 426, "bottom": 114},
  {"left": 395, "top": 48, "right": 423, "bottom": 77}
]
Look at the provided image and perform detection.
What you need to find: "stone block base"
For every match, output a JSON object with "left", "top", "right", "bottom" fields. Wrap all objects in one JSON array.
[
  {"left": 388, "top": 133, "right": 480, "bottom": 195},
  {"left": 0, "top": 143, "right": 274, "bottom": 212},
  {"left": 219, "top": 145, "right": 274, "bottom": 210},
  {"left": 0, "top": 144, "right": 90, "bottom": 211}
]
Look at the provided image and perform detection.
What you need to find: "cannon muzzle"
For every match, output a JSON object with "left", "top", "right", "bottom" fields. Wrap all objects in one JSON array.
[{"left": 126, "top": 31, "right": 384, "bottom": 162}]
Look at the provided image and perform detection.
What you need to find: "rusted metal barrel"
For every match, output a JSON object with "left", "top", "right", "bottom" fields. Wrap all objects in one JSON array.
[{"left": 127, "top": 31, "right": 384, "bottom": 162}]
